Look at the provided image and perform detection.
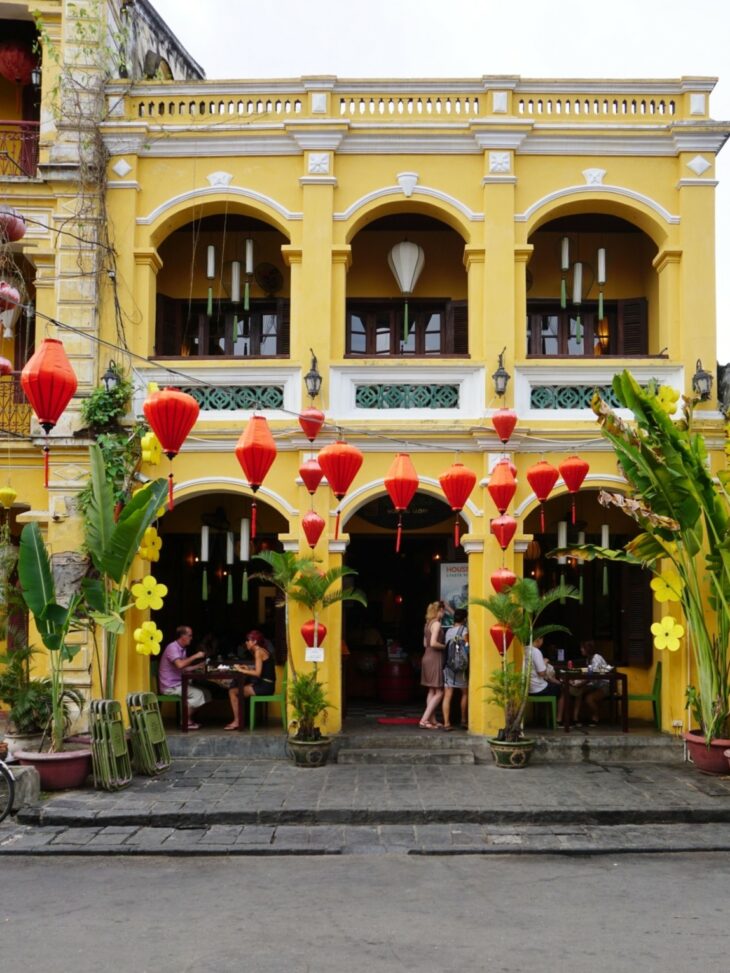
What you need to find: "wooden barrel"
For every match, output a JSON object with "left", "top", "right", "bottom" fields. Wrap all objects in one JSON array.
[{"left": 377, "top": 660, "right": 415, "bottom": 704}]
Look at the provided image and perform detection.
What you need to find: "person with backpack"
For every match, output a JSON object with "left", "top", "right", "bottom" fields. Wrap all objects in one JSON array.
[{"left": 442, "top": 608, "right": 469, "bottom": 731}]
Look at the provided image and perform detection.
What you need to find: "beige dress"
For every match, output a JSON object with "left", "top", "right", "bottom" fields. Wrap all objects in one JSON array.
[{"left": 420, "top": 621, "right": 444, "bottom": 688}]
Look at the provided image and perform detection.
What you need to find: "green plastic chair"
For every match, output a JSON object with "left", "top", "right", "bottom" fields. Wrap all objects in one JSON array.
[
  {"left": 627, "top": 661, "right": 662, "bottom": 729},
  {"left": 150, "top": 657, "right": 182, "bottom": 725},
  {"left": 527, "top": 694, "right": 557, "bottom": 729},
  {"left": 249, "top": 665, "right": 288, "bottom": 731}
]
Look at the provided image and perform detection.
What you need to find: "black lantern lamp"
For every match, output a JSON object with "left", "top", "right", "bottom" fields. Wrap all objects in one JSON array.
[
  {"left": 691, "top": 359, "right": 713, "bottom": 401},
  {"left": 102, "top": 360, "right": 120, "bottom": 393},
  {"left": 31, "top": 65, "right": 41, "bottom": 88},
  {"left": 492, "top": 347, "right": 511, "bottom": 397},
  {"left": 304, "top": 349, "right": 322, "bottom": 400}
]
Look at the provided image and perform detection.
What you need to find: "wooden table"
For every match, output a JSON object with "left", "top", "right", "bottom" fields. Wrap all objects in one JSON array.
[
  {"left": 181, "top": 666, "right": 248, "bottom": 732},
  {"left": 558, "top": 669, "right": 628, "bottom": 733}
]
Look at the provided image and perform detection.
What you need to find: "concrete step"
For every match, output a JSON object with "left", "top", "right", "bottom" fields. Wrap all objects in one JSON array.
[{"left": 336, "top": 747, "right": 475, "bottom": 765}]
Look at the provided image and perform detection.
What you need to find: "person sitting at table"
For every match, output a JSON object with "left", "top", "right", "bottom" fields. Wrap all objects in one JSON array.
[
  {"left": 528, "top": 636, "right": 565, "bottom": 721},
  {"left": 224, "top": 630, "right": 277, "bottom": 730},
  {"left": 571, "top": 640, "right": 611, "bottom": 727},
  {"left": 158, "top": 625, "right": 211, "bottom": 731}
]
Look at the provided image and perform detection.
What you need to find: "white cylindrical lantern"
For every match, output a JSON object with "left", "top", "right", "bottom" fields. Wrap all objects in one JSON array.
[
  {"left": 572, "top": 262, "right": 583, "bottom": 304},
  {"left": 388, "top": 240, "right": 425, "bottom": 295},
  {"left": 231, "top": 260, "right": 241, "bottom": 303},
  {"left": 601, "top": 524, "right": 610, "bottom": 548},
  {"left": 597, "top": 248, "right": 606, "bottom": 285},
  {"left": 201, "top": 525, "right": 210, "bottom": 562},
  {"left": 578, "top": 530, "right": 586, "bottom": 546},
  {"left": 240, "top": 517, "right": 250, "bottom": 562},
  {"left": 557, "top": 520, "right": 567, "bottom": 566},
  {"left": 561, "top": 236, "right": 570, "bottom": 271},
  {"left": 206, "top": 245, "right": 215, "bottom": 280},
  {"left": 245, "top": 238, "right": 254, "bottom": 275},
  {"left": 226, "top": 531, "right": 234, "bottom": 565}
]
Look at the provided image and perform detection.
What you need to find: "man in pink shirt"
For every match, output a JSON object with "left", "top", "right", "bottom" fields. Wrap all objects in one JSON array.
[{"left": 158, "top": 625, "right": 210, "bottom": 730}]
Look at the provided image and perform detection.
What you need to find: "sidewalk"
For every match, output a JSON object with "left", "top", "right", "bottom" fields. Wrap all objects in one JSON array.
[{"left": 2, "top": 754, "right": 730, "bottom": 856}]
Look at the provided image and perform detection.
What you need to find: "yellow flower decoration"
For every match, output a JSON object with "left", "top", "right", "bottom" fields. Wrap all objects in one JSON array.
[
  {"left": 133, "top": 620, "right": 163, "bottom": 656},
  {"left": 650, "top": 570, "right": 683, "bottom": 604},
  {"left": 156, "top": 505, "right": 166, "bottom": 519},
  {"left": 147, "top": 382, "right": 160, "bottom": 395},
  {"left": 131, "top": 574, "right": 168, "bottom": 611},
  {"left": 138, "top": 526, "right": 162, "bottom": 562},
  {"left": 656, "top": 385, "right": 679, "bottom": 414},
  {"left": 141, "top": 431, "right": 162, "bottom": 466},
  {"left": 650, "top": 615, "right": 684, "bottom": 651}
]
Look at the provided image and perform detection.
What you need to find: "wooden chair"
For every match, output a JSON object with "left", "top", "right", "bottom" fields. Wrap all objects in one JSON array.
[
  {"left": 527, "top": 694, "right": 557, "bottom": 729},
  {"left": 627, "top": 661, "right": 662, "bottom": 729},
  {"left": 249, "top": 665, "right": 288, "bottom": 732},
  {"left": 150, "top": 657, "right": 182, "bottom": 725}
]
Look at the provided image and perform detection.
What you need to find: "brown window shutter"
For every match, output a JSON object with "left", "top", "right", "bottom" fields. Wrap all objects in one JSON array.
[
  {"left": 278, "top": 299, "right": 290, "bottom": 356},
  {"left": 618, "top": 298, "right": 648, "bottom": 354},
  {"left": 449, "top": 300, "right": 468, "bottom": 355},
  {"left": 618, "top": 563, "right": 653, "bottom": 667}
]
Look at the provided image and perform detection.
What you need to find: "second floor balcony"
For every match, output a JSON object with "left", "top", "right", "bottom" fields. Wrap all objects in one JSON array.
[{"left": 0, "top": 120, "right": 39, "bottom": 178}]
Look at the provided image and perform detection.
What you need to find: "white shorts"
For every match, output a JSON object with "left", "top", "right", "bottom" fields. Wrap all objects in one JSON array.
[{"left": 164, "top": 684, "right": 211, "bottom": 710}]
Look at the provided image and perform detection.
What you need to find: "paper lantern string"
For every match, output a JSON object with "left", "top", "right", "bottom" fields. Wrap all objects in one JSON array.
[
  {"left": 334, "top": 508, "right": 341, "bottom": 541},
  {"left": 43, "top": 444, "right": 50, "bottom": 489},
  {"left": 251, "top": 501, "right": 257, "bottom": 540},
  {"left": 396, "top": 512, "right": 404, "bottom": 553}
]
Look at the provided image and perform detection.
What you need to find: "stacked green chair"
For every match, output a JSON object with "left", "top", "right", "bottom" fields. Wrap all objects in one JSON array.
[
  {"left": 89, "top": 699, "right": 133, "bottom": 791},
  {"left": 126, "top": 692, "right": 172, "bottom": 775}
]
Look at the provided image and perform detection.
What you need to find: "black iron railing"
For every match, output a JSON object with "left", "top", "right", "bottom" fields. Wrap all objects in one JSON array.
[{"left": 0, "top": 376, "right": 31, "bottom": 438}]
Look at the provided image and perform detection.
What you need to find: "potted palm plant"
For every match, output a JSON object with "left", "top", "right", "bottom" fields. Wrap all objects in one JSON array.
[
  {"left": 252, "top": 550, "right": 366, "bottom": 766},
  {"left": 570, "top": 372, "right": 730, "bottom": 772},
  {"left": 472, "top": 578, "right": 577, "bottom": 767}
]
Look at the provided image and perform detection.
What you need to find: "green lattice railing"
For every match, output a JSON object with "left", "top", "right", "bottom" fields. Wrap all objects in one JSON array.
[
  {"left": 175, "top": 385, "right": 285, "bottom": 410},
  {"left": 355, "top": 384, "right": 459, "bottom": 409},
  {"left": 530, "top": 384, "right": 622, "bottom": 410}
]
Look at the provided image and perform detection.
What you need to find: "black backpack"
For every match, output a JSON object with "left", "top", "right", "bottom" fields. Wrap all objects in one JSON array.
[{"left": 445, "top": 626, "right": 468, "bottom": 673}]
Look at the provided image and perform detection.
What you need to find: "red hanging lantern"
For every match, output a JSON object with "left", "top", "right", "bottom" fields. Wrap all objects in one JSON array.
[
  {"left": 0, "top": 281, "right": 20, "bottom": 312},
  {"left": 298, "top": 407, "right": 325, "bottom": 443},
  {"left": 526, "top": 460, "right": 559, "bottom": 531},
  {"left": 487, "top": 461, "right": 517, "bottom": 514},
  {"left": 299, "top": 458, "right": 323, "bottom": 495},
  {"left": 491, "top": 408, "right": 517, "bottom": 445},
  {"left": 317, "top": 440, "right": 363, "bottom": 539},
  {"left": 235, "top": 415, "right": 277, "bottom": 539},
  {"left": 490, "top": 622, "right": 514, "bottom": 656},
  {"left": 559, "top": 455, "right": 590, "bottom": 523},
  {"left": 143, "top": 387, "right": 200, "bottom": 510},
  {"left": 302, "top": 510, "right": 325, "bottom": 549},
  {"left": 491, "top": 514, "right": 517, "bottom": 550},
  {"left": 0, "top": 41, "right": 35, "bottom": 86},
  {"left": 0, "top": 356, "right": 12, "bottom": 377},
  {"left": 439, "top": 462, "right": 477, "bottom": 547},
  {"left": 21, "top": 338, "right": 78, "bottom": 488},
  {"left": 301, "top": 618, "right": 327, "bottom": 648},
  {"left": 384, "top": 453, "right": 419, "bottom": 552},
  {"left": 0, "top": 207, "right": 26, "bottom": 243},
  {"left": 490, "top": 567, "right": 517, "bottom": 594}
]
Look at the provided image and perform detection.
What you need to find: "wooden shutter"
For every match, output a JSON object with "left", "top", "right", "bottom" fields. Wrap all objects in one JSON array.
[
  {"left": 155, "top": 293, "right": 180, "bottom": 355},
  {"left": 618, "top": 563, "right": 653, "bottom": 667},
  {"left": 277, "top": 299, "right": 290, "bottom": 357},
  {"left": 449, "top": 300, "right": 468, "bottom": 355},
  {"left": 618, "top": 298, "right": 648, "bottom": 355}
]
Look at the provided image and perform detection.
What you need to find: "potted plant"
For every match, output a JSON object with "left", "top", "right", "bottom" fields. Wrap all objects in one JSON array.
[
  {"left": 569, "top": 372, "right": 730, "bottom": 772},
  {"left": 472, "top": 578, "right": 577, "bottom": 767},
  {"left": 0, "top": 630, "right": 53, "bottom": 757},
  {"left": 253, "top": 550, "right": 366, "bottom": 766}
]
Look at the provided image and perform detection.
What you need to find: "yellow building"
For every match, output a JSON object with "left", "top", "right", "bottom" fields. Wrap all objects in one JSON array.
[{"left": 2, "top": 0, "right": 729, "bottom": 738}]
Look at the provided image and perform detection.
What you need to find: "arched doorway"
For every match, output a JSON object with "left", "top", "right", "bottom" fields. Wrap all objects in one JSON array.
[{"left": 342, "top": 489, "right": 467, "bottom": 711}]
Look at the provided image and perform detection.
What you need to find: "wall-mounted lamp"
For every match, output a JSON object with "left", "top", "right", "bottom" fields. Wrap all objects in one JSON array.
[
  {"left": 691, "top": 359, "right": 713, "bottom": 401},
  {"left": 31, "top": 65, "right": 41, "bottom": 88},
  {"left": 101, "top": 361, "right": 120, "bottom": 393},
  {"left": 304, "top": 348, "right": 322, "bottom": 400},
  {"left": 492, "top": 347, "right": 510, "bottom": 397}
]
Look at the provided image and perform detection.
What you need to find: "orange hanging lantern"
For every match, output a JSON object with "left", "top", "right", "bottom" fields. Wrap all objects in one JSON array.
[
  {"left": 298, "top": 407, "right": 325, "bottom": 443},
  {"left": 491, "top": 514, "right": 517, "bottom": 551},
  {"left": 559, "top": 455, "right": 590, "bottom": 523},
  {"left": 490, "top": 622, "right": 514, "bottom": 656},
  {"left": 302, "top": 510, "right": 325, "bottom": 549},
  {"left": 491, "top": 408, "right": 517, "bottom": 445},
  {"left": 299, "top": 458, "right": 323, "bottom": 495},
  {"left": 235, "top": 415, "right": 277, "bottom": 539},
  {"left": 143, "top": 388, "right": 200, "bottom": 510},
  {"left": 490, "top": 567, "right": 517, "bottom": 594},
  {"left": 0, "top": 356, "right": 12, "bottom": 377},
  {"left": 21, "top": 338, "right": 78, "bottom": 487},
  {"left": 487, "top": 461, "right": 516, "bottom": 514},
  {"left": 301, "top": 618, "right": 327, "bottom": 648},
  {"left": 526, "top": 460, "right": 559, "bottom": 531},
  {"left": 384, "top": 453, "right": 419, "bottom": 552},
  {"left": 439, "top": 462, "right": 477, "bottom": 547},
  {"left": 0, "top": 207, "right": 26, "bottom": 243},
  {"left": 317, "top": 440, "right": 363, "bottom": 539}
]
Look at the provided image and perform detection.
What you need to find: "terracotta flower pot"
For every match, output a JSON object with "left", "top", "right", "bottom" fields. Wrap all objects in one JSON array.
[
  {"left": 15, "top": 747, "right": 92, "bottom": 790},
  {"left": 683, "top": 730, "right": 730, "bottom": 775}
]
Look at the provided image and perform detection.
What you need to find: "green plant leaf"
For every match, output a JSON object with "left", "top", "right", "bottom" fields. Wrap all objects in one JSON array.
[
  {"left": 17, "top": 523, "right": 56, "bottom": 630},
  {"left": 85, "top": 442, "right": 115, "bottom": 573},
  {"left": 103, "top": 478, "right": 167, "bottom": 583},
  {"left": 81, "top": 577, "right": 106, "bottom": 612},
  {"left": 88, "top": 610, "right": 125, "bottom": 634}
]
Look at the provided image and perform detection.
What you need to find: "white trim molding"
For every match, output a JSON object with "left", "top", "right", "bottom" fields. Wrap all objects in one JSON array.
[
  {"left": 137, "top": 185, "right": 303, "bottom": 225},
  {"left": 515, "top": 184, "right": 679, "bottom": 225},
  {"left": 334, "top": 184, "right": 483, "bottom": 223}
]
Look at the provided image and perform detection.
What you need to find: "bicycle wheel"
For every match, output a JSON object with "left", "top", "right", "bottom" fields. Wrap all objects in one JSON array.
[{"left": 0, "top": 762, "right": 15, "bottom": 823}]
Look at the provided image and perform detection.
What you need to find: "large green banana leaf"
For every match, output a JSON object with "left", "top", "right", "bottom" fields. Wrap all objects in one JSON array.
[
  {"left": 85, "top": 443, "right": 115, "bottom": 575},
  {"left": 100, "top": 478, "right": 167, "bottom": 583}
]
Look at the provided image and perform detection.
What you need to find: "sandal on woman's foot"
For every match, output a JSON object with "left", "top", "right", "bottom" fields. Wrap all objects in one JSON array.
[
  {"left": 442, "top": 724, "right": 454, "bottom": 732},
  {"left": 419, "top": 721, "right": 439, "bottom": 729},
  {"left": 185, "top": 722, "right": 201, "bottom": 730},
  {"left": 224, "top": 723, "right": 239, "bottom": 730}
]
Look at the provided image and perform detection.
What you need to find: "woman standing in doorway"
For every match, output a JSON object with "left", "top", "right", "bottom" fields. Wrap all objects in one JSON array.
[{"left": 419, "top": 601, "right": 446, "bottom": 729}]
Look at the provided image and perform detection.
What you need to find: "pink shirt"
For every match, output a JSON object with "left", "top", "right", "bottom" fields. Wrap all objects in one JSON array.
[{"left": 158, "top": 640, "right": 185, "bottom": 692}]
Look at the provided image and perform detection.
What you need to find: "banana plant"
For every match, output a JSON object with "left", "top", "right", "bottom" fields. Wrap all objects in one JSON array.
[{"left": 81, "top": 444, "right": 167, "bottom": 698}]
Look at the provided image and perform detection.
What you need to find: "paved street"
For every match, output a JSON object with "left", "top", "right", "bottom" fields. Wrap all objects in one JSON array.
[{"left": 2, "top": 853, "right": 729, "bottom": 973}]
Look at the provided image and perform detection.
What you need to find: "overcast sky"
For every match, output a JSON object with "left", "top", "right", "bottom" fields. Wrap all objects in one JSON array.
[{"left": 149, "top": 0, "right": 730, "bottom": 363}]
